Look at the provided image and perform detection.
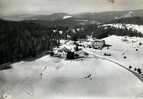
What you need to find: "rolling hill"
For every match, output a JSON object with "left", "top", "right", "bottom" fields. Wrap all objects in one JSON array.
[
  {"left": 107, "top": 16, "right": 143, "bottom": 25},
  {"left": 2, "top": 9, "right": 143, "bottom": 24}
]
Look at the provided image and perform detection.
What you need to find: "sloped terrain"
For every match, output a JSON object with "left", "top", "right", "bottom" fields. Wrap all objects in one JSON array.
[
  {"left": 0, "top": 55, "right": 142, "bottom": 99},
  {"left": 0, "top": 34, "right": 143, "bottom": 98},
  {"left": 108, "top": 16, "right": 143, "bottom": 25}
]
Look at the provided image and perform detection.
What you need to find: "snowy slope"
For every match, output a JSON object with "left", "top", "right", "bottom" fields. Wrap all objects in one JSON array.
[
  {"left": 104, "top": 24, "right": 143, "bottom": 34},
  {"left": 86, "top": 35, "right": 143, "bottom": 70},
  {"left": 63, "top": 16, "right": 72, "bottom": 20},
  {"left": 0, "top": 54, "right": 143, "bottom": 99},
  {"left": 102, "top": 36, "right": 143, "bottom": 69},
  {"left": 115, "top": 11, "right": 134, "bottom": 19}
]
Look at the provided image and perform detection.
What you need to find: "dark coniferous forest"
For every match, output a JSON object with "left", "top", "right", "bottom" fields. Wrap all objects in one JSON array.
[{"left": 0, "top": 19, "right": 143, "bottom": 65}]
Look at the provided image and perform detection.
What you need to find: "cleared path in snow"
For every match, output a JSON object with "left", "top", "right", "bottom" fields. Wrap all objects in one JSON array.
[{"left": 83, "top": 49, "right": 143, "bottom": 83}]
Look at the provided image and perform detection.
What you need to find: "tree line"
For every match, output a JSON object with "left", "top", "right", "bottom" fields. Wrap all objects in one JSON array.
[{"left": 0, "top": 19, "right": 143, "bottom": 65}]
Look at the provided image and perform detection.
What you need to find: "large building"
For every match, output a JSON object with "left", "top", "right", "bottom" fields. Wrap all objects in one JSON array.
[{"left": 92, "top": 40, "right": 106, "bottom": 49}]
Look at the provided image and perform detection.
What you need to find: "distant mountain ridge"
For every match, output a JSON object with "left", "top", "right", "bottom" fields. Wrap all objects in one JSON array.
[
  {"left": 2, "top": 9, "right": 143, "bottom": 24},
  {"left": 107, "top": 16, "right": 143, "bottom": 25}
]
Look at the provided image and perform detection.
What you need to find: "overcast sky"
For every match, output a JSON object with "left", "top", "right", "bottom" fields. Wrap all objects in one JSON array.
[{"left": 0, "top": 0, "right": 143, "bottom": 16}]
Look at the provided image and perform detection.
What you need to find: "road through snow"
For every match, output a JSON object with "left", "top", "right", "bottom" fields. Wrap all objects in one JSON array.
[{"left": 83, "top": 48, "right": 143, "bottom": 82}]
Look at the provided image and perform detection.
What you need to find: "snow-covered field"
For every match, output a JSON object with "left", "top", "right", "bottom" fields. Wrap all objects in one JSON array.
[
  {"left": 104, "top": 36, "right": 143, "bottom": 69},
  {"left": 0, "top": 24, "right": 143, "bottom": 99},
  {"left": 0, "top": 55, "right": 143, "bottom": 99}
]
